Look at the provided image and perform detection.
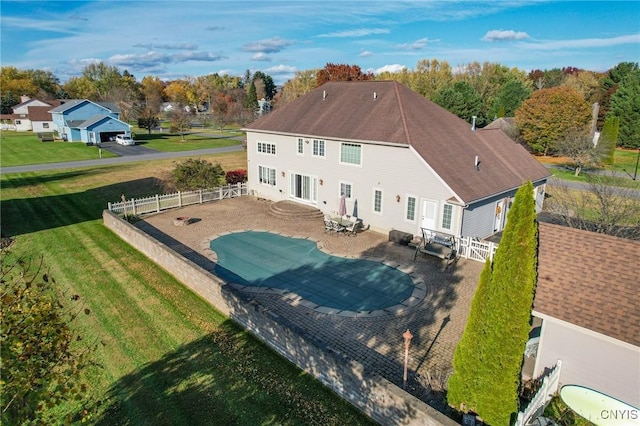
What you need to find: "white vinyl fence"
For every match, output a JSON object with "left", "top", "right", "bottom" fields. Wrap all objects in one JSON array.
[
  {"left": 457, "top": 237, "right": 499, "bottom": 263},
  {"left": 107, "top": 183, "right": 248, "bottom": 216},
  {"left": 515, "top": 361, "right": 562, "bottom": 426}
]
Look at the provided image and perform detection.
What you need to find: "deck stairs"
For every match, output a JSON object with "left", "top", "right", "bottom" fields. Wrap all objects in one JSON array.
[{"left": 267, "top": 200, "right": 324, "bottom": 220}]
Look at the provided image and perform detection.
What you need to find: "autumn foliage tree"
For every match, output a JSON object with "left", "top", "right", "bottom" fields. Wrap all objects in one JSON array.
[
  {"left": 1, "top": 254, "right": 91, "bottom": 424},
  {"left": 315, "top": 63, "right": 374, "bottom": 87},
  {"left": 515, "top": 86, "right": 592, "bottom": 155},
  {"left": 172, "top": 158, "right": 226, "bottom": 191}
]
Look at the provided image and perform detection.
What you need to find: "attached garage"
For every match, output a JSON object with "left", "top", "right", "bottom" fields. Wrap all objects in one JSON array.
[{"left": 78, "top": 115, "right": 131, "bottom": 145}]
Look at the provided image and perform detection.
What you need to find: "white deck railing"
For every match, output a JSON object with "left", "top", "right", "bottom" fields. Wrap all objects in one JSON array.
[
  {"left": 107, "top": 183, "right": 248, "bottom": 216},
  {"left": 515, "top": 360, "right": 562, "bottom": 426},
  {"left": 457, "top": 237, "right": 499, "bottom": 263}
]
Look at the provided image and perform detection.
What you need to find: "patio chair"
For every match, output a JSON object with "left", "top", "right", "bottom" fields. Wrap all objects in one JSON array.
[
  {"left": 331, "top": 220, "right": 346, "bottom": 234},
  {"left": 344, "top": 219, "right": 362, "bottom": 236},
  {"left": 324, "top": 217, "right": 334, "bottom": 233}
]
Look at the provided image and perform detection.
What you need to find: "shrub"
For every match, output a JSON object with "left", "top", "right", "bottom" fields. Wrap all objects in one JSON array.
[
  {"left": 225, "top": 169, "right": 247, "bottom": 184},
  {"left": 172, "top": 158, "right": 226, "bottom": 191}
]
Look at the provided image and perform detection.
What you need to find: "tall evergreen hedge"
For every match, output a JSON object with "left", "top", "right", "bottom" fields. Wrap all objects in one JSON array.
[
  {"left": 447, "top": 182, "right": 538, "bottom": 425},
  {"left": 597, "top": 116, "right": 619, "bottom": 165}
]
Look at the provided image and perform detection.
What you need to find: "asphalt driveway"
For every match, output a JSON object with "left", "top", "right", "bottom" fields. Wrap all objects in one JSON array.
[{"left": 99, "top": 141, "right": 159, "bottom": 156}]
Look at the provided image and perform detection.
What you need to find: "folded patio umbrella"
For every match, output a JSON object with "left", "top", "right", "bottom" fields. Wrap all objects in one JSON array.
[
  {"left": 352, "top": 199, "right": 358, "bottom": 218},
  {"left": 338, "top": 194, "right": 347, "bottom": 217}
]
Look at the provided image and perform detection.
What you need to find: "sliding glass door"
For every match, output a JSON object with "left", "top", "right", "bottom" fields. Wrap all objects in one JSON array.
[{"left": 289, "top": 172, "right": 317, "bottom": 204}]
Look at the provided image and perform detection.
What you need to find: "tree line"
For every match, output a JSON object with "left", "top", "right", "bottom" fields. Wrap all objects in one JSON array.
[{"left": 2, "top": 60, "right": 638, "bottom": 150}]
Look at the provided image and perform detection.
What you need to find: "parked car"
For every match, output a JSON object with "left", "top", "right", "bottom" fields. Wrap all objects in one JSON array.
[{"left": 115, "top": 135, "right": 135, "bottom": 146}]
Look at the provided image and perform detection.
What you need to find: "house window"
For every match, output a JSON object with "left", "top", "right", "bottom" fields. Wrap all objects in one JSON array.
[
  {"left": 258, "top": 165, "right": 276, "bottom": 186},
  {"left": 15, "top": 120, "right": 21, "bottom": 125},
  {"left": 43, "top": 123, "right": 49, "bottom": 128},
  {"left": 406, "top": 196, "right": 417, "bottom": 222},
  {"left": 340, "top": 182, "right": 352, "bottom": 199},
  {"left": 373, "top": 189, "right": 383, "bottom": 214},
  {"left": 297, "top": 138, "right": 304, "bottom": 154},
  {"left": 442, "top": 204, "right": 453, "bottom": 230},
  {"left": 340, "top": 143, "right": 361, "bottom": 165},
  {"left": 312, "top": 139, "right": 325, "bottom": 157},
  {"left": 257, "top": 142, "right": 276, "bottom": 155}
]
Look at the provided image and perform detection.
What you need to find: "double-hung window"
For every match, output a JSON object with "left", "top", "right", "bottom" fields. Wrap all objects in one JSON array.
[
  {"left": 406, "top": 196, "right": 417, "bottom": 222},
  {"left": 442, "top": 204, "right": 453, "bottom": 230},
  {"left": 257, "top": 142, "right": 276, "bottom": 155},
  {"left": 373, "top": 189, "right": 383, "bottom": 214},
  {"left": 312, "top": 139, "right": 325, "bottom": 157},
  {"left": 258, "top": 165, "right": 276, "bottom": 186},
  {"left": 340, "top": 143, "right": 361, "bottom": 165},
  {"left": 297, "top": 138, "right": 304, "bottom": 154},
  {"left": 340, "top": 182, "right": 352, "bottom": 199}
]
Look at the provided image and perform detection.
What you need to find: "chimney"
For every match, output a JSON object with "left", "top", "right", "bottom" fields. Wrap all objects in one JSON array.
[{"left": 20, "top": 95, "right": 30, "bottom": 103}]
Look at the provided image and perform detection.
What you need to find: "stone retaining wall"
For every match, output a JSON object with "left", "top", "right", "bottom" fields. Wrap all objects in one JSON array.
[{"left": 103, "top": 210, "right": 459, "bottom": 426}]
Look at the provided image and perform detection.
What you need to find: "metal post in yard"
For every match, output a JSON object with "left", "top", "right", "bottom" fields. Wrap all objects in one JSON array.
[{"left": 403, "top": 329, "right": 413, "bottom": 390}]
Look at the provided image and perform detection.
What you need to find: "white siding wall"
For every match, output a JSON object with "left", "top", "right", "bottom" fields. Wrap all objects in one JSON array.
[
  {"left": 246, "top": 132, "right": 460, "bottom": 236},
  {"left": 534, "top": 314, "right": 640, "bottom": 407}
]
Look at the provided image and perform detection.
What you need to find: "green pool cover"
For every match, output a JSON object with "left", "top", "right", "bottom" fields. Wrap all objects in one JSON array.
[{"left": 210, "top": 231, "right": 414, "bottom": 312}]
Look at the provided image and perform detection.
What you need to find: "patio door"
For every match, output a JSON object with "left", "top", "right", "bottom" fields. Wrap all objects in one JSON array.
[
  {"left": 421, "top": 199, "right": 437, "bottom": 231},
  {"left": 289, "top": 173, "right": 317, "bottom": 204}
]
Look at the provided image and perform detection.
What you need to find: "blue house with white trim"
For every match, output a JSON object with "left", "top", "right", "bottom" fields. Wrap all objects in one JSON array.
[{"left": 49, "top": 100, "right": 131, "bottom": 143}]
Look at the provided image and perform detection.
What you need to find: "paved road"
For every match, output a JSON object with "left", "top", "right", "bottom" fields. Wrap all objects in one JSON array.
[{"left": 0, "top": 144, "right": 244, "bottom": 175}]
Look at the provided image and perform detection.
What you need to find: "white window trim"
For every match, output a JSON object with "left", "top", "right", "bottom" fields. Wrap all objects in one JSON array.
[
  {"left": 257, "top": 165, "right": 276, "bottom": 186},
  {"left": 312, "top": 139, "right": 326, "bottom": 158},
  {"left": 339, "top": 181, "right": 353, "bottom": 199},
  {"left": 297, "top": 138, "right": 304, "bottom": 155},
  {"left": 339, "top": 142, "right": 362, "bottom": 166},
  {"left": 257, "top": 141, "right": 277, "bottom": 155},
  {"left": 441, "top": 203, "right": 454, "bottom": 231},
  {"left": 405, "top": 194, "right": 418, "bottom": 224},
  {"left": 372, "top": 188, "right": 383, "bottom": 215}
]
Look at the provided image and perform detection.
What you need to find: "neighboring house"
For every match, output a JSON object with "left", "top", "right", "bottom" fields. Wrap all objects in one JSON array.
[
  {"left": 243, "top": 81, "right": 550, "bottom": 239},
  {"left": 49, "top": 99, "right": 131, "bottom": 143},
  {"left": 527, "top": 222, "right": 640, "bottom": 407},
  {"left": 1, "top": 97, "right": 60, "bottom": 132},
  {"left": 484, "top": 117, "right": 517, "bottom": 139}
]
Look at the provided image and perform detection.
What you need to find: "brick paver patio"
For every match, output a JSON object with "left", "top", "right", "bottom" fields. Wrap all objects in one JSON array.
[{"left": 135, "top": 196, "right": 483, "bottom": 411}]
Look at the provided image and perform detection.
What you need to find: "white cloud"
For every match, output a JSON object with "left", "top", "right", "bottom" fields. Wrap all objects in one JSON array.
[
  {"left": 242, "top": 37, "right": 294, "bottom": 53},
  {"left": 482, "top": 30, "right": 530, "bottom": 42},
  {"left": 133, "top": 43, "right": 198, "bottom": 51},
  {"left": 251, "top": 53, "right": 272, "bottom": 62},
  {"left": 396, "top": 38, "right": 438, "bottom": 50},
  {"left": 520, "top": 34, "right": 640, "bottom": 50},
  {"left": 316, "top": 28, "right": 390, "bottom": 38},
  {"left": 375, "top": 64, "right": 406, "bottom": 74},
  {"left": 359, "top": 50, "right": 373, "bottom": 57}
]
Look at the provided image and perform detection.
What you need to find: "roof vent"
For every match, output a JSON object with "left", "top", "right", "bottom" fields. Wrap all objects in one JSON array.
[
  {"left": 472, "top": 115, "right": 477, "bottom": 132},
  {"left": 373, "top": 91, "right": 377, "bottom": 100},
  {"left": 323, "top": 90, "right": 327, "bottom": 100},
  {"left": 475, "top": 155, "right": 480, "bottom": 171}
]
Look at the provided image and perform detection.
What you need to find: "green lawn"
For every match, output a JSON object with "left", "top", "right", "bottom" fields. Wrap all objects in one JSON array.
[
  {"left": 0, "top": 131, "right": 117, "bottom": 167},
  {"left": 0, "top": 156, "right": 374, "bottom": 425},
  {"left": 0, "top": 129, "right": 244, "bottom": 167}
]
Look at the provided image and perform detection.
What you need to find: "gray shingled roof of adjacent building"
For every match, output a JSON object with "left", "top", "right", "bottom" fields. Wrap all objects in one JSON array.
[
  {"left": 535, "top": 222, "right": 640, "bottom": 346},
  {"left": 244, "top": 80, "right": 550, "bottom": 204}
]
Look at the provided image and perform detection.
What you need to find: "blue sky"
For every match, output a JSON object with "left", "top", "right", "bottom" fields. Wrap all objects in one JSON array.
[{"left": 2, "top": 1, "right": 639, "bottom": 85}]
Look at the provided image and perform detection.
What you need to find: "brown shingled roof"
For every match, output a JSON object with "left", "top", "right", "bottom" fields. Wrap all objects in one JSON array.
[
  {"left": 535, "top": 222, "right": 640, "bottom": 346},
  {"left": 27, "top": 106, "right": 54, "bottom": 121},
  {"left": 245, "top": 81, "right": 549, "bottom": 203}
]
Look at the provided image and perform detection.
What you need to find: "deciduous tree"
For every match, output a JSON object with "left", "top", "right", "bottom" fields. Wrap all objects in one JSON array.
[
  {"left": 1, "top": 254, "right": 91, "bottom": 424},
  {"left": 172, "top": 158, "right": 226, "bottom": 190},
  {"left": 515, "top": 86, "right": 591, "bottom": 155},
  {"left": 315, "top": 63, "right": 373, "bottom": 87}
]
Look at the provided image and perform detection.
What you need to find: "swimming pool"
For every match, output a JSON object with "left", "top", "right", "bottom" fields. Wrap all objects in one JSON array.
[{"left": 209, "top": 231, "right": 415, "bottom": 312}]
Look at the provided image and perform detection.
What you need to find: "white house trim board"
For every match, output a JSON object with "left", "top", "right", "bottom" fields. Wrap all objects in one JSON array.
[{"left": 532, "top": 311, "right": 640, "bottom": 353}]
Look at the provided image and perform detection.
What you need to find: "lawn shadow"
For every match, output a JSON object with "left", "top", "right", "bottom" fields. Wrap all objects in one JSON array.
[
  {"left": 91, "top": 324, "right": 375, "bottom": 426},
  {"left": 0, "top": 176, "right": 163, "bottom": 237}
]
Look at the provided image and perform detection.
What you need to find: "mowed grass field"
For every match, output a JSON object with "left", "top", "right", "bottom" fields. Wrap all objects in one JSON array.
[
  {"left": 0, "top": 130, "right": 242, "bottom": 167},
  {"left": 0, "top": 152, "right": 375, "bottom": 425}
]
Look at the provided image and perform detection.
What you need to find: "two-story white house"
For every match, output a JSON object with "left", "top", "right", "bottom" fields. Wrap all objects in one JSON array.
[{"left": 243, "top": 81, "right": 550, "bottom": 239}]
